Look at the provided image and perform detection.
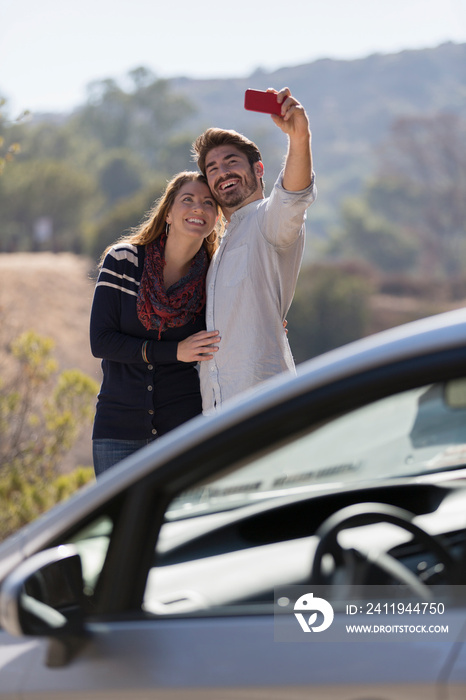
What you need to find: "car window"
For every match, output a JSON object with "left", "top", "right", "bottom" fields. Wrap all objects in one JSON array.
[
  {"left": 167, "top": 379, "right": 466, "bottom": 520},
  {"left": 67, "top": 515, "right": 113, "bottom": 597},
  {"left": 143, "top": 378, "right": 466, "bottom": 617}
]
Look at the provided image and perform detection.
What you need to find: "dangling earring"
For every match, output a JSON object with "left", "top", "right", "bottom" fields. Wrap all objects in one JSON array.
[{"left": 165, "top": 222, "right": 170, "bottom": 235}]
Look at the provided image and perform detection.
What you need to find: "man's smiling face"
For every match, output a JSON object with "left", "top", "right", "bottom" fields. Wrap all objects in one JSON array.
[{"left": 204, "top": 145, "right": 263, "bottom": 213}]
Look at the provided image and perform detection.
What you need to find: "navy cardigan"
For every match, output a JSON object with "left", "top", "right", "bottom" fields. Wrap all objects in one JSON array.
[{"left": 90, "top": 243, "right": 205, "bottom": 440}]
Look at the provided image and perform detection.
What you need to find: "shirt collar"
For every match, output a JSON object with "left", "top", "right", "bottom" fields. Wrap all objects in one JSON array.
[{"left": 228, "top": 198, "right": 263, "bottom": 225}]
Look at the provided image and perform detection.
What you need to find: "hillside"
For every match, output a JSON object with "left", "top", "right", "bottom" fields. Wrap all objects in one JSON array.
[
  {"left": 173, "top": 42, "right": 466, "bottom": 143},
  {"left": 171, "top": 42, "right": 466, "bottom": 210}
]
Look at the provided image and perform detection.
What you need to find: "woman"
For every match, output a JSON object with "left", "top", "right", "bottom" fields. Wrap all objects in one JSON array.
[{"left": 90, "top": 171, "right": 222, "bottom": 476}]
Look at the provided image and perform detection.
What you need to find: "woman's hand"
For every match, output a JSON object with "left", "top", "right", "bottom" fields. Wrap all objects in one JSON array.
[{"left": 177, "top": 330, "right": 221, "bottom": 362}]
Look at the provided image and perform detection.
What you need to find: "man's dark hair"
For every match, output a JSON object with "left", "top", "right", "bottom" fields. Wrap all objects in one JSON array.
[{"left": 192, "top": 128, "right": 263, "bottom": 178}]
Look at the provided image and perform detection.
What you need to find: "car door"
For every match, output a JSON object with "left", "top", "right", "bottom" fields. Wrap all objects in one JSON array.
[
  {"left": 0, "top": 490, "right": 460, "bottom": 700},
  {"left": 2, "top": 344, "right": 466, "bottom": 699}
]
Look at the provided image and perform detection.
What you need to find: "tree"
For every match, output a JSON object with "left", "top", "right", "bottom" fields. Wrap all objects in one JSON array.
[
  {"left": 97, "top": 148, "right": 146, "bottom": 205},
  {"left": 287, "top": 263, "right": 374, "bottom": 363},
  {"left": 334, "top": 196, "right": 420, "bottom": 273},
  {"left": 71, "top": 70, "right": 196, "bottom": 168},
  {"left": 375, "top": 113, "right": 466, "bottom": 276},
  {"left": 0, "top": 159, "right": 99, "bottom": 252},
  {"left": 85, "top": 177, "right": 168, "bottom": 260},
  {"left": 0, "top": 75, "right": 200, "bottom": 255},
  {"left": 0, "top": 97, "right": 29, "bottom": 175},
  {"left": 329, "top": 113, "right": 466, "bottom": 278}
]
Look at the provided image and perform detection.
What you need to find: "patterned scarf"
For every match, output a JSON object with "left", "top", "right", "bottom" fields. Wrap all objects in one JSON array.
[{"left": 137, "top": 233, "right": 208, "bottom": 339}]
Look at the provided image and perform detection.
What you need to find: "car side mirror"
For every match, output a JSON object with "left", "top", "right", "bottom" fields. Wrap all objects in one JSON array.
[{"left": 0, "top": 544, "right": 89, "bottom": 667}]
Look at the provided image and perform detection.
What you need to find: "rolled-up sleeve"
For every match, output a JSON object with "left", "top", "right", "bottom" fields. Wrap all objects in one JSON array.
[{"left": 262, "top": 170, "right": 317, "bottom": 248}]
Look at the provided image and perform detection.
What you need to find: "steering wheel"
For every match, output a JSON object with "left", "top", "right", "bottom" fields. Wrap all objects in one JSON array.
[{"left": 310, "top": 502, "right": 458, "bottom": 593}]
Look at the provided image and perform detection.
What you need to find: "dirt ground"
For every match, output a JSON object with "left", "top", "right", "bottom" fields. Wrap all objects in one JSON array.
[{"left": 0, "top": 253, "right": 102, "bottom": 470}]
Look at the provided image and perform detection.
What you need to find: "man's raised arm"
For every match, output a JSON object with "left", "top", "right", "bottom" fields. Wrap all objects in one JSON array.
[{"left": 270, "top": 87, "right": 313, "bottom": 192}]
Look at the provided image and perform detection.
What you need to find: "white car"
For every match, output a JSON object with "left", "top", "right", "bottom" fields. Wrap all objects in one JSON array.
[{"left": 2, "top": 309, "right": 466, "bottom": 699}]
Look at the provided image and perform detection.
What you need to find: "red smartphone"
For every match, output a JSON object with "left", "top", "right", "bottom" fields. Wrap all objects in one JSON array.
[{"left": 244, "top": 89, "right": 282, "bottom": 115}]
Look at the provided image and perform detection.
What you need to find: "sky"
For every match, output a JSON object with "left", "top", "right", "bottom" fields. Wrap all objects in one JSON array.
[{"left": 1, "top": 0, "right": 466, "bottom": 115}]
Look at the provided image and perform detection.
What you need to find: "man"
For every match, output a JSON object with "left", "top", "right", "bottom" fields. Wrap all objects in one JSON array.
[{"left": 192, "top": 87, "right": 316, "bottom": 412}]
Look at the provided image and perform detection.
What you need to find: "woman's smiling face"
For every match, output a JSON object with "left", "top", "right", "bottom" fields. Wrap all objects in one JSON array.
[{"left": 166, "top": 180, "right": 218, "bottom": 241}]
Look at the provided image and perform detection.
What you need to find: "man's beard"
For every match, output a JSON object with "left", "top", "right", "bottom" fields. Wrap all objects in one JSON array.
[{"left": 214, "top": 167, "right": 258, "bottom": 208}]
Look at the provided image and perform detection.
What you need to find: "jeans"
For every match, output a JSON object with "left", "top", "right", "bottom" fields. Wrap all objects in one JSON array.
[{"left": 93, "top": 438, "right": 156, "bottom": 477}]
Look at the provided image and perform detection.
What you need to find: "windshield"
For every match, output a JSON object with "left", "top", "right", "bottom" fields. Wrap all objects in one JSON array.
[{"left": 167, "top": 379, "right": 466, "bottom": 520}]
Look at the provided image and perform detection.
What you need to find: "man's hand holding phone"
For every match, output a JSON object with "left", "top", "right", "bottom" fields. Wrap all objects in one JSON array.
[
  {"left": 244, "top": 89, "right": 282, "bottom": 115},
  {"left": 244, "top": 87, "right": 312, "bottom": 191},
  {"left": 244, "top": 87, "right": 309, "bottom": 135}
]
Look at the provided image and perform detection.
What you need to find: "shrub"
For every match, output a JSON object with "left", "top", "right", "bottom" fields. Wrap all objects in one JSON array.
[
  {"left": 0, "top": 466, "right": 95, "bottom": 541},
  {"left": 0, "top": 329, "right": 98, "bottom": 540}
]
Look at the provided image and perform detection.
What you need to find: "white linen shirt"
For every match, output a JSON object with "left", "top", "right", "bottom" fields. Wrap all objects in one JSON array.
[{"left": 200, "top": 170, "right": 317, "bottom": 412}]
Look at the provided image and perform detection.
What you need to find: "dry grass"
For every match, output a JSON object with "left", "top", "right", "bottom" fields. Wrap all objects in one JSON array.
[
  {"left": 368, "top": 293, "right": 466, "bottom": 335},
  {"left": 0, "top": 253, "right": 102, "bottom": 469}
]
